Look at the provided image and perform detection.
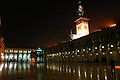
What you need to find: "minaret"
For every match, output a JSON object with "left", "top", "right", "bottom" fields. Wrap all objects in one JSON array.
[{"left": 70, "top": 0, "right": 90, "bottom": 40}]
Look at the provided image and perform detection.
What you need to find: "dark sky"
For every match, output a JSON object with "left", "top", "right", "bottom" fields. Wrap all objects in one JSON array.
[{"left": 1, "top": 0, "right": 120, "bottom": 48}]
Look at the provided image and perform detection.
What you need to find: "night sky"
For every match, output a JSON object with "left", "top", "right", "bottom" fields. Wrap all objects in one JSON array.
[{"left": 2, "top": 0, "right": 120, "bottom": 48}]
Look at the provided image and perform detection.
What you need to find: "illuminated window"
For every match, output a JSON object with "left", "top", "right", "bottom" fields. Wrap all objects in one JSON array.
[
  {"left": 110, "top": 52, "right": 112, "bottom": 54},
  {"left": 9, "top": 50, "right": 13, "bottom": 53},
  {"left": 75, "top": 52, "right": 77, "bottom": 55},
  {"left": 19, "top": 50, "right": 22, "bottom": 53},
  {"left": 95, "top": 47, "right": 97, "bottom": 49},
  {"left": 103, "top": 53, "right": 105, "bottom": 55},
  {"left": 5, "top": 54, "right": 8, "bottom": 59},
  {"left": 89, "top": 48, "right": 91, "bottom": 50},
  {"left": 1, "top": 53, "right": 4, "bottom": 55},
  {"left": 14, "top": 54, "right": 17, "bottom": 60},
  {"left": 102, "top": 46, "right": 104, "bottom": 48},
  {"left": 23, "top": 51, "right": 27, "bottom": 53},
  {"left": 96, "top": 53, "right": 98, "bottom": 55},
  {"left": 5, "top": 50, "right": 9, "bottom": 53},
  {"left": 14, "top": 50, "right": 18, "bottom": 53},
  {"left": 4, "top": 50, "right": 7, "bottom": 52},
  {"left": 111, "top": 45, "right": 113, "bottom": 48},
  {"left": 72, "top": 51, "right": 74, "bottom": 53},
  {"left": 83, "top": 49, "right": 85, "bottom": 51},
  {"left": 90, "top": 54, "right": 92, "bottom": 56},
  {"left": 65, "top": 52, "right": 67, "bottom": 54},
  {"left": 28, "top": 51, "right": 31, "bottom": 53},
  {"left": 77, "top": 50, "right": 79, "bottom": 52}
]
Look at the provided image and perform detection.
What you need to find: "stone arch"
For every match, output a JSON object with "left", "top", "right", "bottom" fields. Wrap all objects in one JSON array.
[
  {"left": 92, "top": 45, "right": 100, "bottom": 63},
  {"left": 107, "top": 43, "right": 118, "bottom": 63},
  {"left": 99, "top": 44, "right": 107, "bottom": 50},
  {"left": 107, "top": 43, "right": 116, "bottom": 49}
]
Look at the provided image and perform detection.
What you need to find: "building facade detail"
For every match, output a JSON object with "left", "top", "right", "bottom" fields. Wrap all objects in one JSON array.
[
  {"left": 3, "top": 48, "right": 35, "bottom": 62},
  {"left": 45, "top": 25, "right": 120, "bottom": 64},
  {"left": 70, "top": 1, "right": 90, "bottom": 40}
]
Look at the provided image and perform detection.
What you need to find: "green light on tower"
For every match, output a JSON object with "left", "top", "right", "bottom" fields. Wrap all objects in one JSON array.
[{"left": 36, "top": 48, "right": 43, "bottom": 52}]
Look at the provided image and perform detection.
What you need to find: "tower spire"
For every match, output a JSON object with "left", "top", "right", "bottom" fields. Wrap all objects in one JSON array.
[
  {"left": 78, "top": 0, "right": 84, "bottom": 16},
  {"left": 70, "top": 0, "right": 90, "bottom": 40}
]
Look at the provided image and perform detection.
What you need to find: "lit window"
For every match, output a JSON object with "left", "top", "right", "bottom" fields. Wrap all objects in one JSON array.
[
  {"left": 89, "top": 48, "right": 91, "bottom": 50},
  {"left": 5, "top": 50, "right": 9, "bottom": 53},
  {"left": 96, "top": 53, "right": 98, "bottom": 55},
  {"left": 77, "top": 50, "right": 79, "bottom": 52},
  {"left": 72, "top": 51, "right": 74, "bottom": 53},
  {"left": 19, "top": 50, "right": 22, "bottom": 53},
  {"left": 4, "top": 50, "right": 7, "bottom": 52},
  {"left": 28, "top": 51, "right": 31, "bottom": 53},
  {"left": 75, "top": 52, "right": 77, "bottom": 55},
  {"left": 111, "top": 45, "right": 113, "bottom": 48},
  {"left": 9, "top": 50, "right": 13, "bottom": 53},
  {"left": 110, "top": 52, "right": 112, "bottom": 54},
  {"left": 23, "top": 51, "right": 27, "bottom": 53},
  {"left": 102, "top": 46, "right": 104, "bottom": 48},
  {"left": 14, "top": 50, "right": 18, "bottom": 53},
  {"left": 103, "top": 53, "right": 105, "bottom": 55},
  {"left": 68, "top": 52, "right": 70, "bottom": 54},
  {"left": 1, "top": 53, "right": 4, "bottom": 55},
  {"left": 95, "top": 47, "right": 97, "bottom": 49},
  {"left": 90, "top": 54, "right": 92, "bottom": 56},
  {"left": 83, "top": 49, "right": 85, "bottom": 51},
  {"left": 65, "top": 52, "right": 67, "bottom": 54},
  {"left": 82, "top": 55, "right": 84, "bottom": 56}
]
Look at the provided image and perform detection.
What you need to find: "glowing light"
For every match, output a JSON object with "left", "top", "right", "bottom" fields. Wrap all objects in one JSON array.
[
  {"left": 36, "top": 48, "right": 43, "bottom": 52},
  {"left": 115, "top": 66, "right": 120, "bottom": 69},
  {"left": 0, "top": 63, "right": 4, "bottom": 71},
  {"left": 90, "top": 54, "right": 92, "bottom": 56},
  {"left": 111, "top": 45, "right": 113, "bottom": 48},
  {"left": 103, "top": 53, "right": 105, "bottom": 55},
  {"left": 23, "top": 51, "right": 27, "bottom": 53},
  {"left": 10, "top": 50, "right": 13, "bottom": 53},
  {"left": 110, "top": 52, "right": 112, "bottom": 54},
  {"left": 19, "top": 50, "right": 22, "bottom": 53},
  {"left": 83, "top": 49, "right": 85, "bottom": 51},
  {"left": 110, "top": 24, "right": 116, "bottom": 27},
  {"left": 1, "top": 53, "right": 4, "bottom": 55},
  {"left": 89, "top": 48, "right": 91, "bottom": 50},
  {"left": 14, "top": 50, "right": 18, "bottom": 53},
  {"left": 96, "top": 53, "right": 98, "bottom": 55},
  {"left": 95, "top": 47, "right": 97, "bottom": 49},
  {"left": 28, "top": 51, "right": 31, "bottom": 53},
  {"left": 1, "top": 55, "right": 4, "bottom": 59},
  {"left": 102, "top": 46, "right": 104, "bottom": 48}
]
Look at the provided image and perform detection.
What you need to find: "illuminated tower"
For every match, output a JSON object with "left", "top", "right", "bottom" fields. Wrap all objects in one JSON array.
[{"left": 70, "top": 1, "right": 90, "bottom": 40}]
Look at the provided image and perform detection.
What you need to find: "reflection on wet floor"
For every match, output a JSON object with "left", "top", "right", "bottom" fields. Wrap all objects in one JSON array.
[
  {"left": 0, "top": 62, "right": 120, "bottom": 80},
  {"left": 46, "top": 63, "right": 120, "bottom": 80}
]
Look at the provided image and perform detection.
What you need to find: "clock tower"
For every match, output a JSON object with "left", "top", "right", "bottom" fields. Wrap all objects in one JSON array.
[{"left": 70, "top": 1, "right": 90, "bottom": 40}]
